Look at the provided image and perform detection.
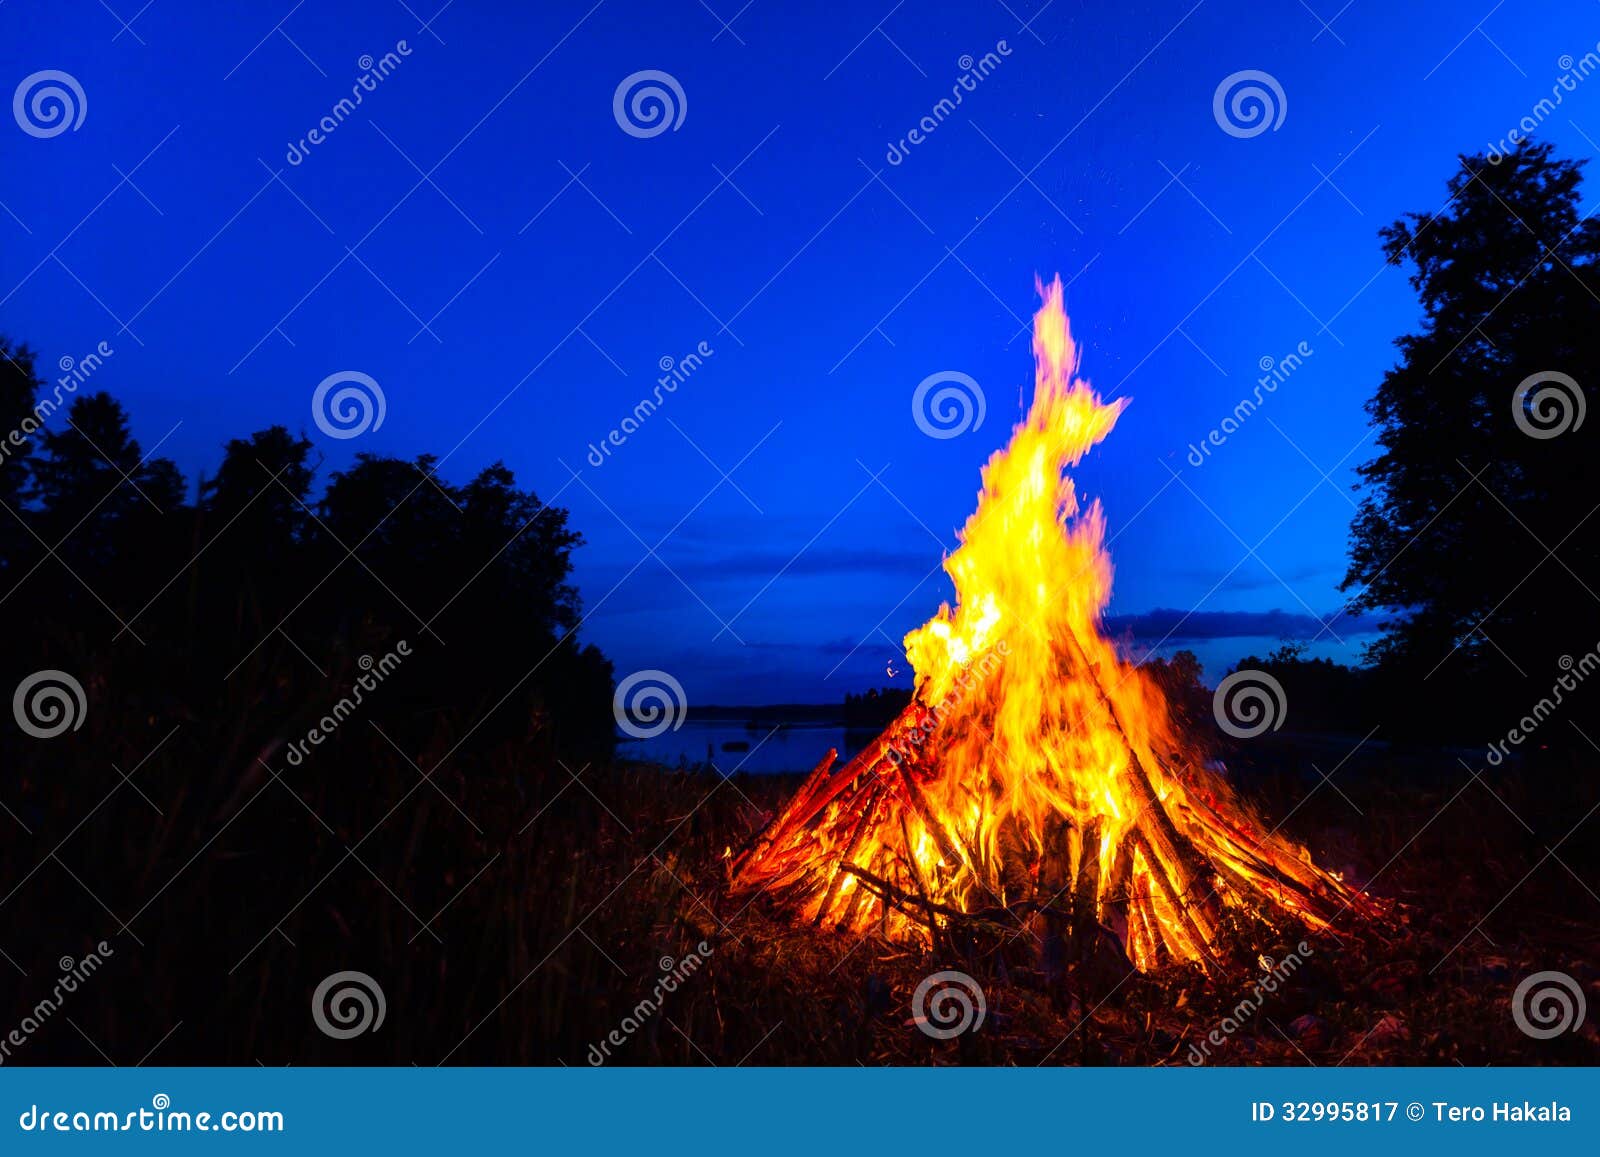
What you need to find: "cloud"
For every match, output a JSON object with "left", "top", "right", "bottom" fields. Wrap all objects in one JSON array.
[{"left": 1101, "top": 607, "right": 1386, "bottom": 642}]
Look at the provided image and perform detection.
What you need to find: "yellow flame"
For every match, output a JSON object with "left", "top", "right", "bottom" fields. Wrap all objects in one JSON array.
[{"left": 745, "top": 277, "right": 1368, "bottom": 966}]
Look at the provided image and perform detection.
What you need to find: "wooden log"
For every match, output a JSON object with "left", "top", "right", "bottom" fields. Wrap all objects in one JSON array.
[
  {"left": 1105, "top": 833, "right": 1134, "bottom": 904},
  {"left": 1024, "top": 813, "right": 1071, "bottom": 981},
  {"left": 1183, "top": 784, "right": 1350, "bottom": 901},
  {"left": 1132, "top": 830, "right": 1219, "bottom": 971},
  {"left": 773, "top": 743, "right": 898, "bottom": 833},
  {"left": 1072, "top": 816, "right": 1104, "bottom": 950},
  {"left": 894, "top": 761, "right": 964, "bottom": 873},
  {"left": 1060, "top": 627, "right": 1224, "bottom": 945},
  {"left": 770, "top": 747, "right": 838, "bottom": 832},
  {"left": 834, "top": 848, "right": 877, "bottom": 931},
  {"left": 840, "top": 863, "right": 1022, "bottom": 933},
  {"left": 1129, "top": 873, "right": 1166, "bottom": 968},
  {"left": 1036, "top": 814, "right": 1076, "bottom": 900},
  {"left": 1100, "top": 833, "right": 1135, "bottom": 948},
  {"left": 812, "top": 780, "right": 887, "bottom": 925},
  {"left": 899, "top": 812, "right": 940, "bottom": 936},
  {"left": 995, "top": 813, "right": 1037, "bottom": 906},
  {"left": 731, "top": 748, "right": 837, "bottom": 880}
]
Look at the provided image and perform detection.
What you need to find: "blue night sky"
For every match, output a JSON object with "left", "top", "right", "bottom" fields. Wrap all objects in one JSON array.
[{"left": 5, "top": 0, "right": 1597, "bottom": 703}]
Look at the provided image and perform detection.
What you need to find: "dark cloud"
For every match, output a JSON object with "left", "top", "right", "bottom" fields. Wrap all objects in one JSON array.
[{"left": 1102, "top": 607, "right": 1386, "bottom": 642}]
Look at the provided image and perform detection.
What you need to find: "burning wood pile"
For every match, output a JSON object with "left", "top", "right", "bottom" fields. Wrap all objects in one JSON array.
[{"left": 732, "top": 279, "right": 1377, "bottom": 973}]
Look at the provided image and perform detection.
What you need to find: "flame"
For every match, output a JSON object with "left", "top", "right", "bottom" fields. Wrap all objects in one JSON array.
[{"left": 734, "top": 278, "right": 1373, "bottom": 970}]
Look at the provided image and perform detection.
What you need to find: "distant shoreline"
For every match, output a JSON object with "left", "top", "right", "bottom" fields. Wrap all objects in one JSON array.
[{"left": 686, "top": 704, "right": 849, "bottom": 725}]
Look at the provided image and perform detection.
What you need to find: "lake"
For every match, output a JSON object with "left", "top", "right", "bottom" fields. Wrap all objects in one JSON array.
[{"left": 622, "top": 720, "right": 877, "bottom": 775}]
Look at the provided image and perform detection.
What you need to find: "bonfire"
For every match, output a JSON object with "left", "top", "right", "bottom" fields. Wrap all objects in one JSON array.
[{"left": 732, "top": 278, "right": 1376, "bottom": 973}]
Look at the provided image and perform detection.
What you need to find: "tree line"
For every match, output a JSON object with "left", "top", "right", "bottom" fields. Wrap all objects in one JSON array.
[
  {"left": 0, "top": 347, "right": 615, "bottom": 764},
  {"left": 1219, "top": 141, "right": 1600, "bottom": 754}
]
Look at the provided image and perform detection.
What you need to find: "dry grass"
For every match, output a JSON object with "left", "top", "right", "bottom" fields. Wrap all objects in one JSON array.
[{"left": 2, "top": 711, "right": 1596, "bottom": 1066}]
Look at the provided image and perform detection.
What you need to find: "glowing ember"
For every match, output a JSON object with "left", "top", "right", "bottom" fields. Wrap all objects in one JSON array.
[{"left": 732, "top": 278, "right": 1375, "bottom": 971}]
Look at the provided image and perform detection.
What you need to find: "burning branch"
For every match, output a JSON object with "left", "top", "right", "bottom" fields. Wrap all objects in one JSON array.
[{"left": 731, "top": 278, "right": 1380, "bottom": 973}]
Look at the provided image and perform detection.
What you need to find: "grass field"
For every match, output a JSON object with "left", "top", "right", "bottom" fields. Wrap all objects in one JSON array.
[{"left": 3, "top": 706, "right": 1596, "bottom": 1067}]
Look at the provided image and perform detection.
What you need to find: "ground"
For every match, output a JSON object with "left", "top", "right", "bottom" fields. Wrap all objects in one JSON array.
[{"left": 3, "top": 726, "right": 1596, "bottom": 1066}]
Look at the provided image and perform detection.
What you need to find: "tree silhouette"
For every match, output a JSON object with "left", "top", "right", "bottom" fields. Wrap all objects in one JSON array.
[
  {"left": 1343, "top": 141, "right": 1600, "bottom": 740},
  {"left": 24, "top": 391, "right": 186, "bottom": 624},
  {"left": 0, "top": 360, "right": 615, "bottom": 763},
  {"left": 0, "top": 337, "right": 41, "bottom": 512},
  {"left": 0, "top": 340, "right": 39, "bottom": 588},
  {"left": 203, "top": 425, "right": 315, "bottom": 538},
  {"left": 193, "top": 425, "right": 316, "bottom": 636}
]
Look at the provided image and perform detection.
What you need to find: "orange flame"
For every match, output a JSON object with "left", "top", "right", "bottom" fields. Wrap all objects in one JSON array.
[{"left": 734, "top": 278, "right": 1371, "bottom": 970}]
